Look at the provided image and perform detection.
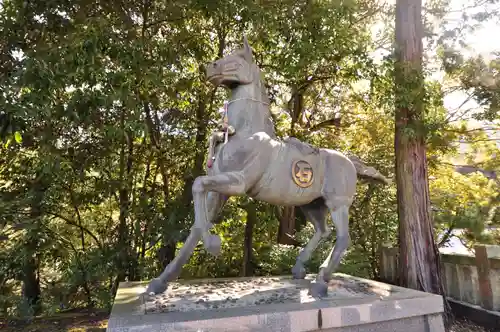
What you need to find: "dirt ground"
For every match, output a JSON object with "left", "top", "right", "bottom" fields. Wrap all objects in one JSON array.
[
  {"left": 450, "top": 318, "right": 493, "bottom": 332},
  {"left": 0, "top": 309, "right": 108, "bottom": 332},
  {"left": 0, "top": 311, "right": 492, "bottom": 332}
]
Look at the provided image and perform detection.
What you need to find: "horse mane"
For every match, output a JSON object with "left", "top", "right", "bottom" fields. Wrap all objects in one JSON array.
[
  {"left": 250, "top": 63, "right": 275, "bottom": 137},
  {"left": 251, "top": 64, "right": 270, "bottom": 105}
]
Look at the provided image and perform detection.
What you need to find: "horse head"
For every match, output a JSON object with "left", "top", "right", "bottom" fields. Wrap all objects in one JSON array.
[
  {"left": 205, "top": 36, "right": 256, "bottom": 89},
  {"left": 205, "top": 36, "right": 273, "bottom": 137}
]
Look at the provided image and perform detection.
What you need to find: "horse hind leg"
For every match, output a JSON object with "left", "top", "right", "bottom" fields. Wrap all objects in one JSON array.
[
  {"left": 309, "top": 199, "right": 351, "bottom": 297},
  {"left": 292, "top": 198, "right": 330, "bottom": 279}
]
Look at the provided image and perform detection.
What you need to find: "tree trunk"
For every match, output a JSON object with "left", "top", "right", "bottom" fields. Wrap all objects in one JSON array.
[
  {"left": 277, "top": 206, "right": 299, "bottom": 245},
  {"left": 394, "top": 0, "right": 451, "bottom": 327},
  {"left": 22, "top": 176, "right": 47, "bottom": 316},
  {"left": 116, "top": 109, "right": 133, "bottom": 286},
  {"left": 22, "top": 235, "right": 40, "bottom": 316},
  {"left": 277, "top": 91, "right": 305, "bottom": 245},
  {"left": 241, "top": 200, "right": 256, "bottom": 277}
]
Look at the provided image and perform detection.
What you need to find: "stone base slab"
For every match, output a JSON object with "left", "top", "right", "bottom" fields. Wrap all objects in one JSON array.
[{"left": 107, "top": 273, "right": 445, "bottom": 332}]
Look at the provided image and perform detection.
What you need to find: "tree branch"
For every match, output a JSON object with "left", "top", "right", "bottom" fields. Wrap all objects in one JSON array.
[
  {"left": 453, "top": 138, "right": 500, "bottom": 143},
  {"left": 309, "top": 117, "right": 343, "bottom": 132},
  {"left": 46, "top": 212, "right": 102, "bottom": 249},
  {"left": 438, "top": 222, "right": 456, "bottom": 247},
  {"left": 143, "top": 15, "right": 188, "bottom": 30},
  {"left": 443, "top": 127, "right": 500, "bottom": 133}
]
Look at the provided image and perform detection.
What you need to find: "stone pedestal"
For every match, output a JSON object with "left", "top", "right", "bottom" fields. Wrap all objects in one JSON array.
[{"left": 107, "top": 273, "right": 445, "bottom": 332}]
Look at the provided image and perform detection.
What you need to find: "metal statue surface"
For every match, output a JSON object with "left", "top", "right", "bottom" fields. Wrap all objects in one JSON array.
[{"left": 147, "top": 36, "right": 389, "bottom": 297}]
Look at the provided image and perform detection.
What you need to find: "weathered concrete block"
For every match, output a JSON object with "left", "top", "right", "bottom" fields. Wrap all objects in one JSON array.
[
  {"left": 107, "top": 274, "right": 445, "bottom": 332},
  {"left": 475, "top": 245, "right": 494, "bottom": 310},
  {"left": 448, "top": 263, "right": 461, "bottom": 300}
]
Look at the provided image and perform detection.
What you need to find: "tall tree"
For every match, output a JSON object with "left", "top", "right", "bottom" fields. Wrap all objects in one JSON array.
[{"left": 393, "top": 0, "right": 450, "bottom": 324}]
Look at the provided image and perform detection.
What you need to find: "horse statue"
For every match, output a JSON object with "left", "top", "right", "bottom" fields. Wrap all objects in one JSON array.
[{"left": 147, "top": 36, "right": 389, "bottom": 297}]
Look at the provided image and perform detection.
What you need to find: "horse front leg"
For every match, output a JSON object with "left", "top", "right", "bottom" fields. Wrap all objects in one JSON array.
[
  {"left": 192, "top": 172, "right": 248, "bottom": 255},
  {"left": 146, "top": 191, "right": 226, "bottom": 294}
]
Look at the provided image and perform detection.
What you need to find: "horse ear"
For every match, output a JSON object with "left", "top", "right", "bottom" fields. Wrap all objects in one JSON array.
[{"left": 242, "top": 35, "right": 253, "bottom": 63}]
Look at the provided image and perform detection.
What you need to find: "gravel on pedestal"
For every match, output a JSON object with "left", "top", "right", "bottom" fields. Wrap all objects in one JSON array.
[{"left": 143, "top": 275, "right": 397, "bottom": 314}]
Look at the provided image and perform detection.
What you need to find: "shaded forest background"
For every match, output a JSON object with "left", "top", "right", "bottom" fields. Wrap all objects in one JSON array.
[{"left": 0, "top": 0, "right": 499, "bottom": 318}]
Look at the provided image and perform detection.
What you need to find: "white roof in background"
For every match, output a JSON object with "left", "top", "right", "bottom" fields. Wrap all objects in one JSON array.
[
  {"left": 439, "top": 235, "right": 474, "bottom": 256},
  {"left": 439, "top": 228, "right": 499, "bottom": 256}
]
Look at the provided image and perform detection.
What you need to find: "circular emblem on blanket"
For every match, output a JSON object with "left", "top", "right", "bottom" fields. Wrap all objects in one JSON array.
[{"left": 292, "top": 160, "right": 314, "bottom": 188}]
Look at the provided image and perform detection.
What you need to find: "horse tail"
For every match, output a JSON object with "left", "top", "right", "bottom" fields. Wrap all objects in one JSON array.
[{"left": 347, "top": 154, "right": 391, "bottom": 185}]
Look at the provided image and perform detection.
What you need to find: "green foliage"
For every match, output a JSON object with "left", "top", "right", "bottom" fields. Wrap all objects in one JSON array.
[
  {"left": 455, "top": 55, "right": 500, "bottom": 121},
  {"left": 0, "top": 0, "right": 498, "bottom": 319}
]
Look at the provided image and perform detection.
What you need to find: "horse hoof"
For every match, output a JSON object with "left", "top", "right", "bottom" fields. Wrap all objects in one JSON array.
[
  {"left": 309, "top": 280, "right": 328, "bottom": 298},
  {"left": 146, "top": 278, "right": 168, "bottom": 295},
  {"left": 205, "top": 234, "right": 222, "bottom": 256},
  {"left": 291, "top": 263, "right": 306, "bottom": 279}
]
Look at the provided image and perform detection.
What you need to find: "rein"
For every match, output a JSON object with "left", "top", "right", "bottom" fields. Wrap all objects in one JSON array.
[{"left": 226, "top": 97, "right": 270, "bottom": 106}]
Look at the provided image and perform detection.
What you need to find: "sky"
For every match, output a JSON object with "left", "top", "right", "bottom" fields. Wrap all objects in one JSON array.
[
  {"left": 441, "top": 0, "right": 500, "bottom": 152},
  {"left": 373, "top": 0, "right": 499, "bottom": 109},
  {"left": 427, "top": 0, "right": 500, "bottom": 252},
  {"left": 372, "top": 0, "right": 500, "bottom": 154},
  {"left": 369, "top": 1, "right": 499, "bottom": 254},
  {"left": 439, "top": 0, "right": 500, "bottom": 112}
]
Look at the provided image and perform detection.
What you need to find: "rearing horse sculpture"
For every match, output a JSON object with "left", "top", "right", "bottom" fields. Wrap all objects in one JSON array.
[{"left": 147, "top": 37, "right": 389, "bottom": 297}]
